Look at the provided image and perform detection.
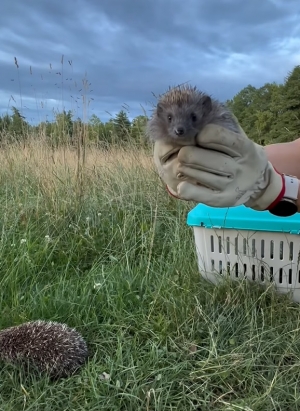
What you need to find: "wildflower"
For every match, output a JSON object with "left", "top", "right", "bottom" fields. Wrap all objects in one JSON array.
[
  {"left": 99, "top": 372, "right": 110, "bottom": 381},
  {"left": 20, "top": 239, "right": 26, "bottom": 244}
]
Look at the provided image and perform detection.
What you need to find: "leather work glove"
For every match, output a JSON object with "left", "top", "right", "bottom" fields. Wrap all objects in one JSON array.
[{"left": 153, "top": 123, "right": 285, "bottom": 211}]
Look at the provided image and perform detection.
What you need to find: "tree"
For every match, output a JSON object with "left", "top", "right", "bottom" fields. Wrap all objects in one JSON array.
[
  {"left": 113, "top": 110, "right": 131, "bottom": 142},
  {"left": 226, "top": 85, "right": 259, "bottom": 140},
  {"left": 0, "top": 114, "right": 11, "bottom": 132},
  {"left": 88, "top": 114, "right": 102, "bottom": 142},
  {"left": 131, "top": 115, "right": 148, "bottom": 145},
  {"left": 272, "top": 66, "right": 300, "bottom": 143},
  {"left": 226, "top": 82, "right": 285, "bottom": 144},
  {"left": 51, "top": 110, "right": 73, "bottom": 147},
  {"left": 8, "top": 107, "right": 29, "bottom": 138},
  {"left": 283, "top": 65, "right": 300, "bottom": 112}
]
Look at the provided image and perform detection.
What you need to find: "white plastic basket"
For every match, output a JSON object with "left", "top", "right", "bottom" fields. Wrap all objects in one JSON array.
[{"left": 186, "top": 204, "right": 300, "bottom": 302}]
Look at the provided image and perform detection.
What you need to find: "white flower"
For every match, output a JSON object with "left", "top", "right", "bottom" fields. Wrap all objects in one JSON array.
[
  {"left": 93, "top": 282, "right": 102, "bottom": 290},
  {"left": 99, "top": 372, "right": 110, "bottom": 381},
  {"left": 20, "top": 239, "right": 26, "bottom": 244},
  {"left": 45, "top": 235, "right": 51, "bottom": 243}
]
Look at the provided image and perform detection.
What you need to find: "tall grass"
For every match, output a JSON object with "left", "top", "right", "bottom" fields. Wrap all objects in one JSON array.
[
  {"left": 1, "top": 57, "right": 300, "bottom": 410},
  {"left": 1, "top": 136, "right": 300, "bottom": 410}
]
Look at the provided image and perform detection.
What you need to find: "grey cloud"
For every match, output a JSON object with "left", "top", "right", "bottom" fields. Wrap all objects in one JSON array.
[{"left": 0, "top": 0, "right": 299, "bottom": 124}]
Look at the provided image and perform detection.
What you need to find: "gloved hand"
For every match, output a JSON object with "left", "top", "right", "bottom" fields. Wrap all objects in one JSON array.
[{"left": 153, "top": 123, "right": 284, "bottom": 211}]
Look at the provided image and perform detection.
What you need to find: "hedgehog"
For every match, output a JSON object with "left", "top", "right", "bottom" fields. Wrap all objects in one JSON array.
[
  {"left": 146, "top": 84, "right": 240, "bottom": 146},
  {"left": 0, "top": 320, "right": 88, "bottom": 379}
]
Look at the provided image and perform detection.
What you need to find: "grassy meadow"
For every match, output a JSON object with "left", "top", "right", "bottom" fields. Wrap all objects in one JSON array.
[
  {"left": 0, "top": 136, "right": 300, "bottom": 411},
  {"left": 1, "top": 55, "right": 300, "bottom": 409}
]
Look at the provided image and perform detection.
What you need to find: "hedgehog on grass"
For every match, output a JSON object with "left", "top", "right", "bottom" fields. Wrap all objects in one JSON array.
[{"left": 0, "top": 320, "right": 88, "bottom": 379}]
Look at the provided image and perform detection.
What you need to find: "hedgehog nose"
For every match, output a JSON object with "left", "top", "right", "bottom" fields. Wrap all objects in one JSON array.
[{"left": 175, "top": 127, "right": 184, "bottom": 135}]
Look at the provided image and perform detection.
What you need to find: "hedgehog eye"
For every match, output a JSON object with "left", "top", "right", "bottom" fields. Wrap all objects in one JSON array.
[
  {"left": 191, "top": 113, "right": 197, "bottom": 122},
  {"left": 167, "top": 114, "right": 172, "bottom": 122}
]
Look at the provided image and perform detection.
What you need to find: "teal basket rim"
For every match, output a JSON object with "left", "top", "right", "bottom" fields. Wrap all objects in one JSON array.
[{"left": 186, "top": 204, "right": 300, "bottom": 235}]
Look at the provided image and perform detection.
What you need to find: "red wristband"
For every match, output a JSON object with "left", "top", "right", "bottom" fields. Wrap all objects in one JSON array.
[{"left": 266, "top": 170, "right": 285, "bottom": 211}]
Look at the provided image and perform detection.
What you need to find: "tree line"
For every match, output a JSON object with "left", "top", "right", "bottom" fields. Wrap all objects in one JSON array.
[
  {"left": 0, "top": 65, "right": 299, "bottom": 148},
  {"left": 226, "top": 65, "right": 300, "bottom": 145}
]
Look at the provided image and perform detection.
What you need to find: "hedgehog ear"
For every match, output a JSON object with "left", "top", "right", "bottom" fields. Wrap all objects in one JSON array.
[
  {"left": 201, "top": 96, "right": 212, "bottom": 115},
  {"left": 156, "top": 103, "right": 164, "bottom": 116}
]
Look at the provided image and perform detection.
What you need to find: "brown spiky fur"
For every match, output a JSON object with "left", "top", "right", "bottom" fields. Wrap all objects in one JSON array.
[
  {"left": 0, "top": 320, "right": 88, "bottom": 379},
  {"left": 146, "top": 84, "right": 240, "bottom": 146}
]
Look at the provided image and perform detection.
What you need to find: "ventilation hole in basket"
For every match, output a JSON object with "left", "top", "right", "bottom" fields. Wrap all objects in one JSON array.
[
  {"left": 270, "top": 240, "right": 274, "bottom": 259},
  {"left": 210, "top": 235, "right": 214, "bottom": 252},
  {"left": 235, "top": 263, "right": 239, "bottom": 277},
  {"left": 289, "top": 242, "right": 293, "bottom": 261},
  {"left": 243, "top": 263, "right": 247, "bottom": 276},
  {"left": 279, "top": 268, "right": 283, "bottom": 284},
  {"left": 280, "top": 241, "right": 283, "bottom": 260},
  {"left": 218, "top": 236, "right": 222, "bottom": 253},
  {"left": 243, "top": 239, "right": 247, "bottom": 255},
  {"left": 219, "top": 260, "right": 222, "bottom": 273},
  {"left": 298, "top": 270, "right": 300, "bottom": 284},
  {"left": 226, "top": 237, "right": 230, "bottom": 254},
  {"left": 235, "top": 237, "right": 238, "bottom": 255},
  {"left": 289, "top": 269, "right": 292, "bottom": 285},
  {"left": 252, "top": 265, "right": 255, "bottom": 280},
  {"left": 227, "top": 261, "right": 230, "bottom": 274},
  {"left": 270, "top": 267, "right": 274, "bottom": 282},
  {"left": 261, "top": 240, "right": 265, "bottom": 258},
  {"left": 261, "top": 266, "right": 265, "bottom": 282},
  {"left": 211, "top": 259, "right": 215, "bottom": 271},
  {"left": 252, "top": 239, "right": 255, "bottom": 257}
]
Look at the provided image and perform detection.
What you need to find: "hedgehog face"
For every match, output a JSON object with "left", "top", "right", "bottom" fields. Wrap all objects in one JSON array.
[
  {"left": 146, "top": 85, "right": 239, "bottom": 145},
  {"left": 154, "top": 94, "right": 212, "bottom": 145}
]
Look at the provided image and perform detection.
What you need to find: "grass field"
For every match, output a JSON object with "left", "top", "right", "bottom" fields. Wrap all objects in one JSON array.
[{"left": 0, "top": 138, "right": 300, "bottom": 411}]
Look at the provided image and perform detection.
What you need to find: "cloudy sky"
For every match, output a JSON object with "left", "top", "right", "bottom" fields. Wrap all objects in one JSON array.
[{"left": 1, "top": 0, "right": 299, "bottom": 125}]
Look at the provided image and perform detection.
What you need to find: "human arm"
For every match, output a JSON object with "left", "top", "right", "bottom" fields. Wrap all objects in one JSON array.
[
  {"left": 265, "top": 139, "right": 300, "bottom": 179},
  {"left": 153, "top": 124, "right": 300, "bottom": 215},
  {"left": 265, "top": 139, "right": 300, "bottom": 212}
]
